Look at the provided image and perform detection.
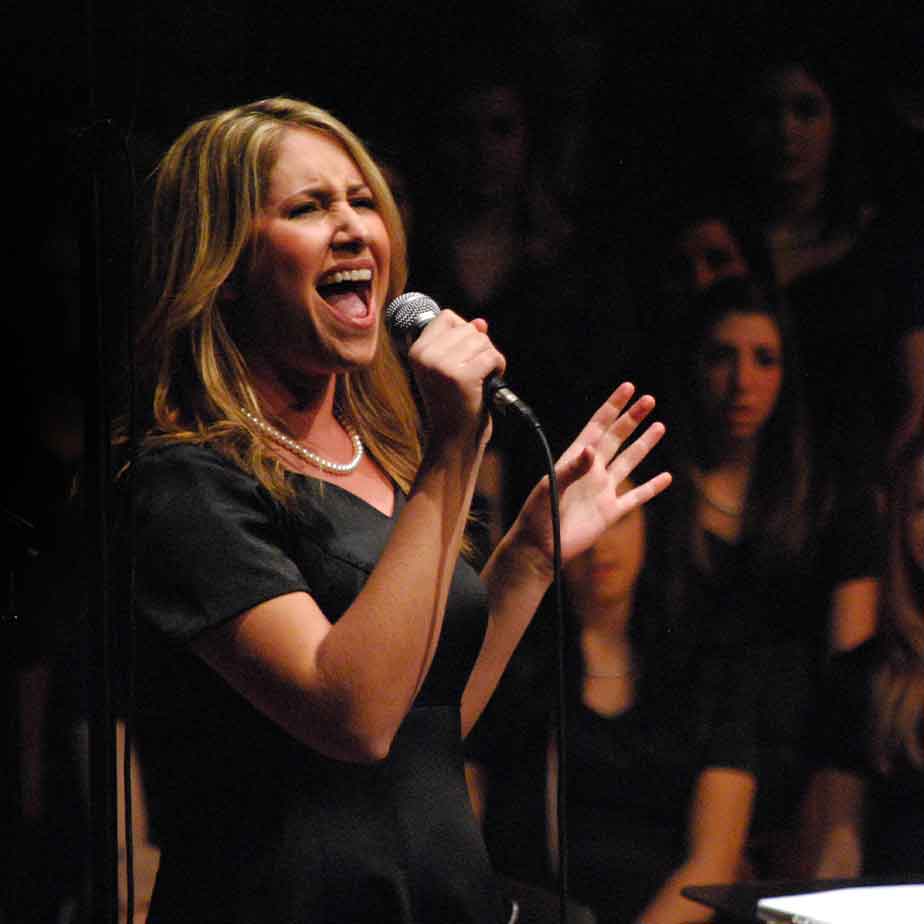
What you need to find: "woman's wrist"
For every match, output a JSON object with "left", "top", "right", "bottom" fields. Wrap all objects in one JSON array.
[{"left": 494, "top": 519, "right": 555, "bottom": 586}]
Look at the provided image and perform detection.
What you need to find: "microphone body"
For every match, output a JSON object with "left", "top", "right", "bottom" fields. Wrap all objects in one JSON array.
[{"left": 385, "top": 292, "right": 536, "bottom": 421}]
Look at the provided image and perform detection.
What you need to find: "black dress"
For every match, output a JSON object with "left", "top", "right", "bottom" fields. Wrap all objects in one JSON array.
[
  {"left": 817, "top": 639, "right": 924, "bottom": 876},
  {"left": 466, "top": 606, "right": 757, "bottom": 924},
  {"left": 782, "top": 229, "right": 924, "bottom": 487},
  {"left": 693, "top": 477, "right": 884, "bottom": 846},
  {"left": 126, "top": 443, "right": 507, "bottom": 924}
]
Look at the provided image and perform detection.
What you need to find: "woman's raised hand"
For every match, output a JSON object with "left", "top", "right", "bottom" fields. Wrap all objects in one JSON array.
[{"left": 514, "top": 382, "right": 672, "bottom": 567}]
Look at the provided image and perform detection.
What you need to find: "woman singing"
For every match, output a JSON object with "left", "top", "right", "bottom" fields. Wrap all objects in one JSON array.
[{"left": 117, "top": 97, "right": 670, "bottom": 923}]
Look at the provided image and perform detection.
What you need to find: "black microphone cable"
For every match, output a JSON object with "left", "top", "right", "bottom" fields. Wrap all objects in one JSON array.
[
  {"left": 386, "top": 293, "right": 571, "bottom": 921},
  {"left": 530, "top": 422, "right": 569, "bottom": 924},
  {"left": 484, "top": 382, "right": 570, "bottom": 924}
]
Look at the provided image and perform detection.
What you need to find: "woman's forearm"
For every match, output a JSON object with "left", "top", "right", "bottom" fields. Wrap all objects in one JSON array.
[
  {"left": 194, "top": 435, "right": 488, "bottom": 762},
  {"left": 637, "top": 768, "right": 755, "bottom": 924},
  {"left": 461, "top": 522, "right": 553, "bottom": 735},
  {"left": 326, "top": 440, "right": 486, "bottom": 726},
  {"left": 635, "top": 860, "right": 726, "bottom": 924}
]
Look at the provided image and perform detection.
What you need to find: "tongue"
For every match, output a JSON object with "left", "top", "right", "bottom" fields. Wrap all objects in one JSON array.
[{"left": 324, "top": 289, "right": 368, "bottom": 319}]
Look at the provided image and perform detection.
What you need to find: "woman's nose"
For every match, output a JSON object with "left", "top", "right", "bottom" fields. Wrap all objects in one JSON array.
[
  {"left": 779, "top": 108, "right": 800, "bottom": 144},
  {"left": 732, "top": 357, "right": 756, "bottom": 390},
  {"left": 692, "top": 259, "right": 715, "bottom": 292},
  {"left": 332, "top": 204, "right": 368, "bottom": 249}
]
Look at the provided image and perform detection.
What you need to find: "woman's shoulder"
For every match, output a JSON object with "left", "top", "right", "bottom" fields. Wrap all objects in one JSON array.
[
  {"left": 134, "top": 439, "right": 232, "bottom": 467},
  {"left": 830, "top": 636, "right": 883, "bottom": 681},
  {"left": 131, "top": 440, "right": 249, "bottom": 481},
  {"left": 126, "top": 440, "right": 269, "bottom": 515}
]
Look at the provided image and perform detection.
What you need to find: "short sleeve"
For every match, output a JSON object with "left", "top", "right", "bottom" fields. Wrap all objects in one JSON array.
[
  {"left": 906, "top": 251, "right": 924, "bottom": 332},
  {"left": 886, "top": 241, "right": 924, "bottom": 336},
  {"left": 700, "top": 647, "right": 759, "bottom": 775},
  {"left": 127, "top": 444, "right": 309, "bottom": 641},
  {"left": 820, "top": 481, "right": 884, "bottom": 586},
  {"left": 811, "top": 641, "right": 877, "bottom": 776}
]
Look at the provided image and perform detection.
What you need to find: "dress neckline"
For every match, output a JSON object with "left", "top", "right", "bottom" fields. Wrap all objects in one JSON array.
[{"left": 292, "top": 472, "right": 399, "bottom": 520}]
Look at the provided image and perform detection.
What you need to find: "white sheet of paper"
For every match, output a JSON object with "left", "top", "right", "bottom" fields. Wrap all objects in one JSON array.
[{"left": 757, "top": 884, "right": 924, "bottom": 924}]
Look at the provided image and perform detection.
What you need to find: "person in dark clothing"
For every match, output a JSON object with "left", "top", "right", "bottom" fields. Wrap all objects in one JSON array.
[
  {"left": 723, "top": 34, "right": 920, "bottom": 485},
  {"left": 810, "top": 434, "right": 924, "bottom": 878},
  {"left": 117, "top": 96, "right": 671, "bottom": 923},
  {"left": 467, "top": 482, "right": 757, "bottom": 924},
  {"left": 657, "top": 277, "right": 881, "bottom": 878}
]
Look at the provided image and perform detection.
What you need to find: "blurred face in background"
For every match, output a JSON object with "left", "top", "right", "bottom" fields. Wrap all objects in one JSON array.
[
  {"left": 566, "top": 491, "right": 646, "bottom": 629},
  {"left": 907, "top": 455, "right": 924, "bottom": 574},
  {"left": 699, "top": 310, "right": 784, "bottom": 444},
  {"left": 675, "top": 218, "right": 750, "bottom": 293},
  {"left": 748, "top": 63, "right": 835, "bottom": 189},
  {"left": 442, "top": 83, "right": 529, "bottom": 202}
]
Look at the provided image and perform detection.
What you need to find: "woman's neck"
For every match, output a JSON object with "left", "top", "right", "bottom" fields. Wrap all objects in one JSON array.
[
  {"left": 245, "top": 357, "right": 393, "bottom": 514},
  {"left": 578, "top": 600, "right": 633, "bottom": 662},
  {"left": 579, "top": 619, "right": 636, "bottom": 717},
  {"left": 710, "top": 432, "right": 759, "bottom": 471},
  {"left": 249, "top": 360, "right": 338, "bottom": 438},
  {"left": 469, "top": 196, "right": 519, "bottom": 231},
  {"left": 452, "top": 210, "right": 520, "bottom": 308},
  {"left": 697, "top": 448, "right": 755, "bottom": 541},
  {"left": 768, "top": 175, "right": 825, "bottom": 230}
]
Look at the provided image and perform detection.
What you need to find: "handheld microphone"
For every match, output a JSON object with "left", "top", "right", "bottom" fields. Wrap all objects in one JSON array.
[{"left": 386, "top": 292, "right": 537, "bottom": 421}]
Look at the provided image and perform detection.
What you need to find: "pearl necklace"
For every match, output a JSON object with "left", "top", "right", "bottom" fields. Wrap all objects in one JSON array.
[
  {"left": 693, "top": 471, "right": 744, "bottom": 517},
  {"left": 240, "top": 407, "right": 364, "bottom": 475},
  {"left": 696, "top": 484, "right": 743, "bottom": 518}
]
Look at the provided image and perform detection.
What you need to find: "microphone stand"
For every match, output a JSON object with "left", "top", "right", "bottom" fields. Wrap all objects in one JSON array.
[
  {"left": 1, "top": 508, "right": 38, "bottom": 902},
  {"left": 78, "top": 115, "right": 120, "bottom": 924},
  {"left": 78, "top": 0, "right": 142, "bottom": 916}
]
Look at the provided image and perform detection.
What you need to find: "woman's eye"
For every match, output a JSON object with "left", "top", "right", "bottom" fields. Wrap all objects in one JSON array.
[
  {"left": 289, "top": 201, "right": 319, "bottom": 218},
  {"left": 755, "top": 348, "right": 781, "bottom": 367},
  {"left": 351, "top": 197, "right": 377, "bottom": 210},
  {"left": 793, "top": 94, "right": 824, "bottom": 120},
  {"left": 703, "top": 345, "right": 735, "bottom": 368}
]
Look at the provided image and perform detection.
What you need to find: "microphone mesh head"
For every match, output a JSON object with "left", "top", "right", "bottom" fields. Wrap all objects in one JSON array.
[{"left": 386, "top": 292, "right": 441, "bottom": 331}]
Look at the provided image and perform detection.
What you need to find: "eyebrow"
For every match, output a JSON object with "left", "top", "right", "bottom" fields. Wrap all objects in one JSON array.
[{"left": 289, "top": 180, "right": 372, "bottom": 198}]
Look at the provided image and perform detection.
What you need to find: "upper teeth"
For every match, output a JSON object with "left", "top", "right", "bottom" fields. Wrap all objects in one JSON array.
[{"left": 323, "top": 268, "right": 372, "bottom": 285}]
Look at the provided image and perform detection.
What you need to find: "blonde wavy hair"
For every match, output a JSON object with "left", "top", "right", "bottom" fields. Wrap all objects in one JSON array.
[
  {"left": 872, "top": 435, "right": 924, "bottom": 772},
  {"left": 125, "top": 97, "right": 422, "bottom": 502}
]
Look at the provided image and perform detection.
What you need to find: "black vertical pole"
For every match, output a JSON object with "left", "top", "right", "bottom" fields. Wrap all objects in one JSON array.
[
  {"left": 80, "top": 118, "right": 119, "bottom": 924},
  {"left": 81, "top": 0, "right": 119, "bottom": 919}
]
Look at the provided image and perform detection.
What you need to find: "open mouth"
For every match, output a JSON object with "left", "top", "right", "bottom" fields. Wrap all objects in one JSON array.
[{"left": 316, "top": 268, "right": 373, "bottom": 321}]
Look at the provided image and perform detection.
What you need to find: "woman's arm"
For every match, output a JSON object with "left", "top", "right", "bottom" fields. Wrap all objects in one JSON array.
[
  {"left": 464, "top": 759, "right": 489, "bottom": 826},
  {"left": 889, "top": 328, "right": 924, "bottom": 463},
  {"left": 805, "top": 768, "right": 865, "bottom": 879},
  {"left": 634, "top": 767, "right": 756, "bottom": 924},
  {"left": 829, "top": 577, "right": 878, "bottom": 653},
  {"left": 462, "top": 384, "right": 671, "bottom": 734},
  {"left": 191, "top": 312, "right": 500, "bottom": 763}
]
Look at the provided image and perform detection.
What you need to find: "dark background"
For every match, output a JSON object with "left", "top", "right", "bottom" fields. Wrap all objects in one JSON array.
[
  {"left": 5, "top": 0, "right": 911, "bottom": 559},
  {"left": 1, "top": 2, "right": 917, "bottom": 918},
  {"left": 6, "top": 0, "right": 905, "bottom": 359},
  {"left": 3, "top": 0, "right": 916, "bottom": 571}
]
